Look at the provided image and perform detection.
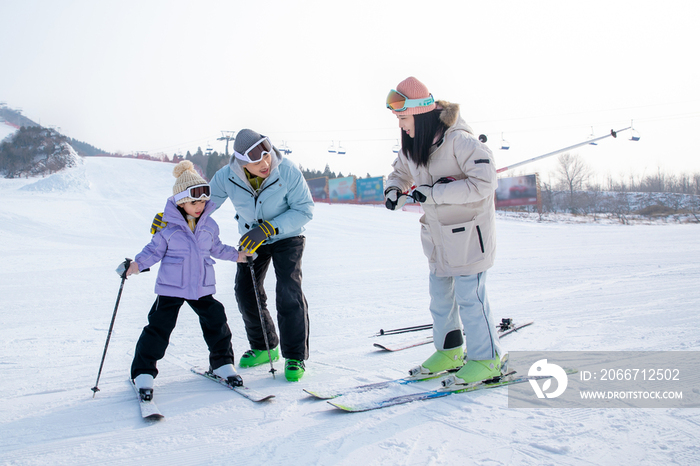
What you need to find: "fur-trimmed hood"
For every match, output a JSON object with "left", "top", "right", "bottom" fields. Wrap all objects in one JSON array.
[
  {"left": 386, "top": 99, "right": 496, "bottom": 278},
  {"left": 437, "top": 100, "right": 474, "bottom": 135}
]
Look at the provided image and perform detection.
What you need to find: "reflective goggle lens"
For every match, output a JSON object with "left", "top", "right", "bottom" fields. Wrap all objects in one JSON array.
[
  {"left": 174, "top": 183, "right": 210, "bottom": 202},
  {"left": 242, "top": 137, "right": 273, "bottom": 162},
  {"left": 386, "top": 90, "right": 407, "bottom": 111},
  {"left": 386, "top": 90, "right": 435, "bottom": 112},
  {"left": 188, "top": 184, "right": 210, "bottom": 199}
]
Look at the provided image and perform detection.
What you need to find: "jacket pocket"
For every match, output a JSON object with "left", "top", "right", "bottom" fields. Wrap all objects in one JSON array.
[
  {"left": 156, "top": 256, "right": 184, "bottom": 288},
  {"left": 439, "top": 219, "right": 484, "bottom": 267},
  {"left": 419, "top": 219, "right": 435, "bottom": 262},
  {"left": 203, "top": 257, "right": 216, "bottom": 287}
]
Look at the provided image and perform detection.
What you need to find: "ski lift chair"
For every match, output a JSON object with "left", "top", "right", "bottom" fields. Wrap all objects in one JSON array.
[
  {"left": 281, "top": 141, "right": 293, "bottom": 155},
  {"left": 629, "top": 121, "right": 641, "bottom": 141},
  {"left": 328, "top": 141, "right": 336, "bottom": 154},
  {"left": 500, "top": 133, "right": 510, "bottom": 150},
  {"left": 587, "top": 127, "right": 598, "bottom": 145},
  {"left": 392, "top": 140, "right": 400, "bottom": 154},
  {"left": 337, "top": 142, "right": 346, "bottom": 155}
]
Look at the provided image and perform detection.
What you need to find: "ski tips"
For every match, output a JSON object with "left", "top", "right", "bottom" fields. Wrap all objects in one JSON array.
[{"left": 326, "top": 400, "right": 353, "bottom": 411}]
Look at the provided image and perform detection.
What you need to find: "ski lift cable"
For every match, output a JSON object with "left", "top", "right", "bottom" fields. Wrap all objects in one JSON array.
[
  {"left": 469, "top": 99, "right": 700, "bottom": 126},
  {"left": 496, "top": 126, "right": 632, "bottom": 174}
]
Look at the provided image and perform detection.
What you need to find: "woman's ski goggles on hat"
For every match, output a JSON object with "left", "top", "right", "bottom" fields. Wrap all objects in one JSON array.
[
  {"left": 386, "top": 89, "right": 435, "bottom": 112},
  {"left": 173, "top": 183, "right": 211, "bottom": 202},
  {"left": 234, "top": 136, "right": 273, "bottom": 163}
]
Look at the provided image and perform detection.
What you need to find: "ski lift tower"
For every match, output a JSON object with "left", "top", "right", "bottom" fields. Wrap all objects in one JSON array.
[{"left": 218, "top": 131, "right": 236, "bottom": 157}]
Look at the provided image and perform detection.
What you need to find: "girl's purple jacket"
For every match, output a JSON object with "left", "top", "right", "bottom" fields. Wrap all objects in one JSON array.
[{"left": 135, "top": 198, "right": 239, "bottom": 300}]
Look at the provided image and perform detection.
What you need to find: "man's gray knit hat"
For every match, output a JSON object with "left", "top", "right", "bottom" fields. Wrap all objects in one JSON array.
[{"left": 233, "top": 129, "right": 265, "bottom": 163}]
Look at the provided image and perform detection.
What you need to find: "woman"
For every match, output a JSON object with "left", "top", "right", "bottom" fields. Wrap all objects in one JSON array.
[
  {"left": 384, "top": 77, "right": 505, "bottom": 386},
  {"left": 209, "top": 129, "right": 314, "bottom": 382}
]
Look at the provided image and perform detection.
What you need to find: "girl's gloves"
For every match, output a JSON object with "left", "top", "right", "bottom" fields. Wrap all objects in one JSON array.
[
  {"left": 116, "top": 258, "right": 140, "bottom": 278},
  {"left": 116, "top": 258, "right": 148, "bottom": 278}
]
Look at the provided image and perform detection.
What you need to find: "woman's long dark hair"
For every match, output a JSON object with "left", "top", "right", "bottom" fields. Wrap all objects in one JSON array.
[{"left": 401, "top": 109, "right": 448, "bottom": 167}]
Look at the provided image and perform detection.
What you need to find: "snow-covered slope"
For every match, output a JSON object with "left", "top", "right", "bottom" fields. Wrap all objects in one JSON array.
[
  {"left": 1, "top": 157, "right": 698, "bottom": 465},
  {"left": 0, "top": 120, "right": 17, "bottom": 142}
]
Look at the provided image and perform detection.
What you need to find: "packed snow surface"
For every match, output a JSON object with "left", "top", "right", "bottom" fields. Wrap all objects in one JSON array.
[{"left": 1, "top": 156, "right": 699, "bottom": 465}]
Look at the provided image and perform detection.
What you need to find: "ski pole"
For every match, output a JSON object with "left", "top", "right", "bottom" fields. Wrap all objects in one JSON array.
[
  {"left": 92, "top": 259, "right": 149, "bottom": 397},
  {"left": 91, "top": 258, "right": 131, "bottom": 398},
  {"left": 374, "top": 324, "right": 433, "bottom": 337},
  {"left": 247, "top": 255, "right": 277, "bottom": 379},
  {"left": 375, "top": 317, "right": 518, "bottom": 337}
]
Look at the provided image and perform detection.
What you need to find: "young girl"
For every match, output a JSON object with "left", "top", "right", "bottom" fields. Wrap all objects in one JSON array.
[
  {"left": 126, "top": 160, "right": 249, "bottom": 396},
  {"left": 384, "top": 77, "right": 505, "bottom": 386}
]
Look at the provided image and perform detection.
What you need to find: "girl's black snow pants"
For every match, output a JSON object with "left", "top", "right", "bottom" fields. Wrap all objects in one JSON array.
[{"left": 130, "top": 294, "right": 234, "bottom": 379}]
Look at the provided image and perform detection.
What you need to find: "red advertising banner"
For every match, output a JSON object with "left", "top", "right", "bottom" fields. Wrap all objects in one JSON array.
[{"left": 496, "top": 174, "right": 540, "bottom": 208}]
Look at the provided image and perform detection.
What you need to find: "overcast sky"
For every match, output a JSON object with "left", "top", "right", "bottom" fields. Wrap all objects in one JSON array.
[{"left": 1, "top": 0, "right": 699, "bottom": 183}]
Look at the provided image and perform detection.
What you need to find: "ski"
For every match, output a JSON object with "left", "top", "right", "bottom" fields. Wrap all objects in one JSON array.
[
  {"left": 373, "top": 320, "right": 534, "bottom": 352},
  {"left": 314, "top": 321, "right": 535, "bottom": 399},
  {"left": 191, "top": 366, "right": 275, "bottom": 402},
  {"left": 373, "top": 336, "right": 433, "bottom": 352},
  {"left": 130, "top": 379, "right": 164, "bottom": 420},
  {"left": 498, "top": 320, "right": 534, "bottom": 337},
  {"left": 327, "top": 369, "right": 577, "bottom": 412},
  {"left": 303, "top": 370, "right": 453, "bottom": 400}
]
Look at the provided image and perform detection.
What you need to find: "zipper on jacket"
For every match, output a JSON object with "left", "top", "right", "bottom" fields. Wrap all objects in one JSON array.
[
  {"left": 476, "top": 225, "right": 485, "bottom": 253},
  {"left": 252, "top": 177, "right": 280, "bottom": 202},
  {"left": 230, "top": 176, "right": 280, "bottom": 226},
  {"left": 229, "top": 177, "right": 255, "bottom": 197}
]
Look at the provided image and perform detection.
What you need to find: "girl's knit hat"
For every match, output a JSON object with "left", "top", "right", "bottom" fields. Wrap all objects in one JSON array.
[
  {"left": 172, "top": 160, "right": 209, "bottom": 205},
  {"left": 391, "top": 76, "right": 436, "bottom": 116}
]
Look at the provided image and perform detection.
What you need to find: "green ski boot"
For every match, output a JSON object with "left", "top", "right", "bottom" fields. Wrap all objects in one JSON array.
[
  {"left": 239, "top": 347, "right": 279, "bottom": 368},
  {"left": 443, "top": 354, "right": 504, "bottom": 386},
  {"left": 285, "top": 359, "right": 305, "bottom": 382},
  {"left": 408, "top": 347, "right": 464, "bottom": 377}
]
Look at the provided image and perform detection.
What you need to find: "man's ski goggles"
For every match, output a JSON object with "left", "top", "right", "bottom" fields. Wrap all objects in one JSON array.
[
  {"left": 386, "top": 89, "right": 435, "bottom": 112},
  {"left": 234, "top": 136, "right": 273, "bottom": 163},
  {"left": 173, "top": 183, "right": 211, "bottom": 202}
]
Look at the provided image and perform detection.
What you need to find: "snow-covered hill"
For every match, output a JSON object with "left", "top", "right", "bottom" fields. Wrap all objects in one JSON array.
[
  {"left": 0, "top": 120, "right": 16, "bottom": 142},
  {"left": 1, "top": 157, "right": 698, "bottom": 465}
]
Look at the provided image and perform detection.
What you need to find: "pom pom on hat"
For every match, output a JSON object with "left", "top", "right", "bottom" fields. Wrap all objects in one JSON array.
[
  {"left": 172, "top": 160, "right": 209, "bottom": 205},
  {"left": 390, "top": 76, "right": 436, "bottom": 116}
]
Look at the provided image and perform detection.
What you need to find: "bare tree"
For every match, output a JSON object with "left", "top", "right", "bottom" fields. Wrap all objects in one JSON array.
[{"left": 555, "top": 152, "right": 592, "bottom": 213}]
